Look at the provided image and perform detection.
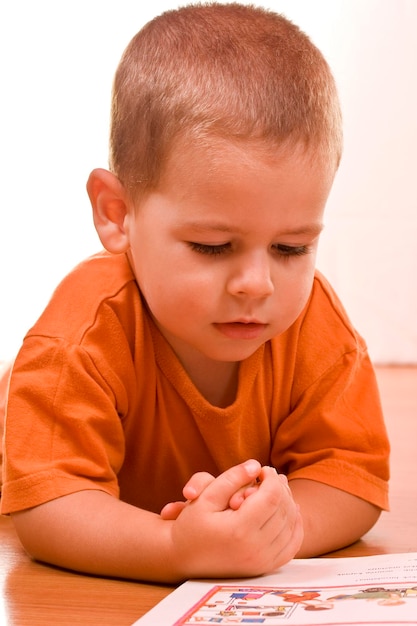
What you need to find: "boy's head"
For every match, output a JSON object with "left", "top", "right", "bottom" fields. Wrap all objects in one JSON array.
[
  {"left": 109, "top": 2, "right": 342, "bottom": 201},
  {"left": 89, "top": 3, "right": 340, "bottom": 384}
]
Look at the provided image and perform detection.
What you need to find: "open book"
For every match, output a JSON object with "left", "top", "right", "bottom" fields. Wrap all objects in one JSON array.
[{"left": 133, "top": 552, "right": 417, "bottom": 625}]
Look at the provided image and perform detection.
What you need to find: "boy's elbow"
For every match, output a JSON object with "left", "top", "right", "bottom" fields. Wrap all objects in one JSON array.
[
  {"left": 11, "top": 507, "right": 53, "bottom": 562},
  {"left": 11, "top": 496, "right": 79, "bottom": 567}
]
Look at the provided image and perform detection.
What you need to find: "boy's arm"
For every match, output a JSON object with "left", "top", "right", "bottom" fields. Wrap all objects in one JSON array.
[
  {"left": 289, "top": 478, "right": 381, "bottom": 557},
  {"left": 11, "top": 461, "right": 303, "bottom": 583}
]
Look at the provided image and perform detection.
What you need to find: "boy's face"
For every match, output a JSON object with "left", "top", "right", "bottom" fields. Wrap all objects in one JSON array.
[{"left": 125, "top": 139, "right": 334, "bottom": 371}]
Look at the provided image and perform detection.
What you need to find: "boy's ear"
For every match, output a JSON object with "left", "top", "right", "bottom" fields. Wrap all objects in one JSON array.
[{"left": 87, "top": 168, "right": 131, "bottom": 254}]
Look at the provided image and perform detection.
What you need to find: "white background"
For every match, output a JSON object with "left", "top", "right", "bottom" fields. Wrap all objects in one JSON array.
[{"left": 1, "top": 0, "right": 416, "bottom": 363}]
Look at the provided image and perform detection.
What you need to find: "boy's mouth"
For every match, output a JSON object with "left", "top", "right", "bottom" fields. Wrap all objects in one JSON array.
[{"left": 214, "top": 321, "right": 267, "bottom": 340}]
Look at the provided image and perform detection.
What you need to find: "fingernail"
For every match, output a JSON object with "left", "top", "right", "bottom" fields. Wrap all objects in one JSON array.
[
  {"left": 243, "top": 459, "right": 260, "bottom": 475},
  {"left": 279, "top": 474, "right": 292, "bottom": 492}
]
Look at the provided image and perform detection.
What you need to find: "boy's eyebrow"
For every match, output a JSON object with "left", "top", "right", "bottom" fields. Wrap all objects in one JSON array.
[{"left": 183, "top": 221, "right": 324, "bottom": 237}]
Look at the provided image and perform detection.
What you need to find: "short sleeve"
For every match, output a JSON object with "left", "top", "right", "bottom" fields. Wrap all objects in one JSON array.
[
  {"left": 1, "top": 336, "right": 126, "bottom": 513},
  {"left": 272, "top": 344, "right": 390, "bottom": 510}
]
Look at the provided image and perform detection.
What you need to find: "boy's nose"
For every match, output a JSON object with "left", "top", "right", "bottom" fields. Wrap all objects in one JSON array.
[{"left": 227, "top": 253, "right": 274, "bottom": 299}]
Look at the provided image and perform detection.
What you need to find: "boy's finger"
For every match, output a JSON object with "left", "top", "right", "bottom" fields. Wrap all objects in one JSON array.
[
  {"left": 198, "top": 459, "right": 261, "bottom": 512},
  {"left": 160, "top": 501, "right": 186, "bottom": 520},
  {"left": 183, "top": 471, "right": 216, "bottom": 500},
  {"left": 239, "top": 466, "right": 296, "bottom": 528},
  {"left": 228, "top": 483, "right": 259, "bottom": 510}
]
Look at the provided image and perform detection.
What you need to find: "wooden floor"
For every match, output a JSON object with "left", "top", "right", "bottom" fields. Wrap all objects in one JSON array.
[{"left": 375, "top": 365, "right": 416, "bottom": 506}]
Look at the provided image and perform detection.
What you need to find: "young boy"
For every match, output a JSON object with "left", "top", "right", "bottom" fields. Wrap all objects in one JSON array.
[{"left": 1, "top": 3, "right": 389, "bottom": 583}]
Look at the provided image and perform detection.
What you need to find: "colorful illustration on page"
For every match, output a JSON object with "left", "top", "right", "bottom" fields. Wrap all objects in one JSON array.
[{"left": 172, "top": 582, "right": 417, "bottom": 625}]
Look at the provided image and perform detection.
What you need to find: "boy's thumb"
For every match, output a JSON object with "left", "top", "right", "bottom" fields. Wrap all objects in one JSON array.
[{"left": 200, "top": 459, "right": 261, "bottom": 511}]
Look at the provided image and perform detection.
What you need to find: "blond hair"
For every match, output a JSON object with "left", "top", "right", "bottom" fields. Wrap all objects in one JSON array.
[{"left": 110, "top": 2, "right": 342, "bottom": 198}]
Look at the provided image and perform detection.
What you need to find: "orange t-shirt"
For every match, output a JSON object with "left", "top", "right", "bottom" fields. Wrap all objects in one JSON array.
[{"left": 1, "top": 252, "right": 389, "bottom": 515}]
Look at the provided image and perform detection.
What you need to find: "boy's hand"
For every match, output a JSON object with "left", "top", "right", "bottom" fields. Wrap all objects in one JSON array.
[
  {"left": 160, "top": 459, "right": 262, "bottom": 520},
  {"left": 160, "top": 470, "right": 216, "bottom": 520},
  {"left": 163, "top": 460, "right": 303, "bottom": 579}
]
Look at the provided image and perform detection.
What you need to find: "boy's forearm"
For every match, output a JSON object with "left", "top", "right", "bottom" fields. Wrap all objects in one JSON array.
[
  {"left": 11, "top": 490, "right": 184, "bottom": 583},
  {"left": 289, "top": 478, "right": 381, "bottom": 557}
]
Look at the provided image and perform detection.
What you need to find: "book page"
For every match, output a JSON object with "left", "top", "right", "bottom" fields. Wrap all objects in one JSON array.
[{"left": 133, "top": 552, "right": 417, "bottom": 625}]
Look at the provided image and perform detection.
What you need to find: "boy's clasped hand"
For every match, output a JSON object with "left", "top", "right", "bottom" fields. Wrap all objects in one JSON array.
[{"left": 160, "top": 460, "right": 303, "bottom": 578}]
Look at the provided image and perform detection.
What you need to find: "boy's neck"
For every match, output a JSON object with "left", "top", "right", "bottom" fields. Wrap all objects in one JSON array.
[
  {"left": 168, "top": 340, "right": 240, "bottom": 407},
  {"left": 187, "top": 359, "right": 239, "bottom": 408},
  {"left": 149, "top": 311, "right": 240, "bottom": 407}
]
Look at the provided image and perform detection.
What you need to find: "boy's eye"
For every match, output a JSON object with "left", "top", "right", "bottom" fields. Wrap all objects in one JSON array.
[
  {"left": 188, "top": 242, "right": 231, "bottom": 256},
  {"left": 188, "top": 242, "right": 311, "bottom": 258},
  {"left": 273, "top": 244, "right": 310, "bottom": 257}
]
